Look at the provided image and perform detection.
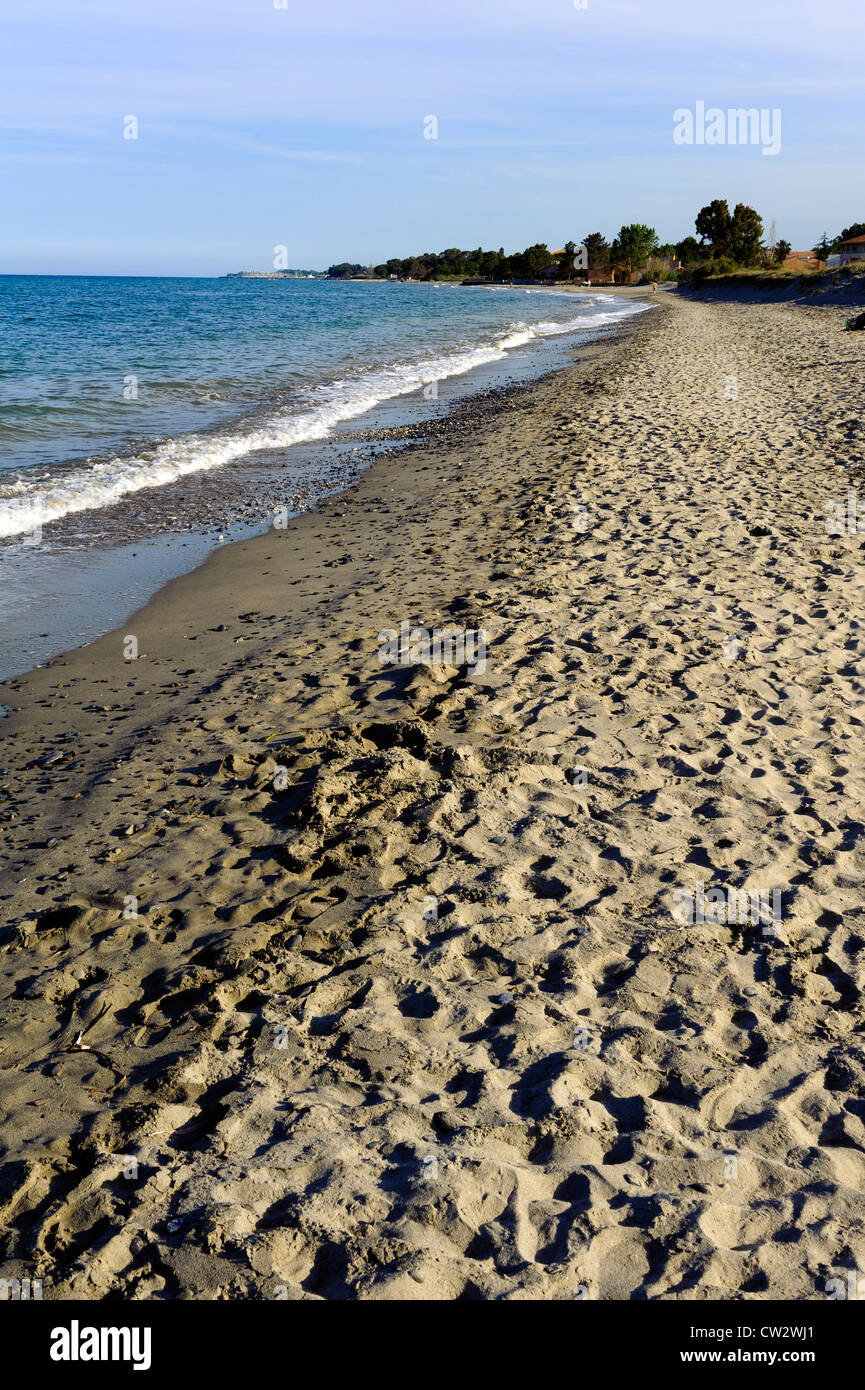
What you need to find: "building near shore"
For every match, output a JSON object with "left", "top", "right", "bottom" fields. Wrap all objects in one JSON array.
[
  {"left": 839, "top": 234, "right": 865, "bottom": 265},
  {"left": 781, "top": 251, "right": 825, "bottom": 271}
]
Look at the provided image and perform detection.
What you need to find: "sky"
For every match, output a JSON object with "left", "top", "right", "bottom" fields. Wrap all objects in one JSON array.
[{"left": 1, "top": 0, "right": 863, "bottom": 275}]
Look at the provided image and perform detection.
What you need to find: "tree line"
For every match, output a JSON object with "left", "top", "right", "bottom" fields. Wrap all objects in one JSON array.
[
  {"left": 326, "top": 204, "right": 861, "bottom": 282},
  {"left": 326, "top": 229, "right": 673, "bottom": 282}
]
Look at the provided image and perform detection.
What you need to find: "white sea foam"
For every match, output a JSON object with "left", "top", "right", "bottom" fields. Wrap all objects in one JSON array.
[{"left": 0, "top": 298, "right": 649, "bottom": 539}]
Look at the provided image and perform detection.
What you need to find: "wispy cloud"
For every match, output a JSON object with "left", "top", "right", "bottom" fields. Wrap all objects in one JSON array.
[
  {"left": 0, "top": 152, "right": 98, "bottom": 165},
  {"left": 225, "top": 138, "right": 364, "bottom": 164}
]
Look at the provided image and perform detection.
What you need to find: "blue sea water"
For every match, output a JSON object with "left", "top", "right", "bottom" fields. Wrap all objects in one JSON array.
[{"left": 0, "top": 276, "right": 647, "bottom": 539}]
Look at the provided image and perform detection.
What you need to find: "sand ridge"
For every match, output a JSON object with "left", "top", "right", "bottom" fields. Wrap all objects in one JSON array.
[{"left": 1, "top": 289, "right": 865, "bottom": 1300}]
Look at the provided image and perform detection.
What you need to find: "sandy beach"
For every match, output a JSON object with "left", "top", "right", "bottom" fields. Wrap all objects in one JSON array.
[{"left": 2, "top": 281, "right": 865, "bottom": 1301}]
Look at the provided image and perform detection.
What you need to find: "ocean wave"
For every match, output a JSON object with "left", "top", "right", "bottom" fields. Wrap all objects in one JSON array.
[{"left": 0, "top": 298, "right": 649, "bottom": 539}]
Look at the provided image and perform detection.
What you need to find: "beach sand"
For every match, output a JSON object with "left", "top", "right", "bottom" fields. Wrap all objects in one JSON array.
[{"left": 2, "top": 283, "right": 865, "bottom": 1300}]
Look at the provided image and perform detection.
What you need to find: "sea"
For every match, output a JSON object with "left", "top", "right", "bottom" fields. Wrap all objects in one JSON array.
[{"left": 0, "top": 275, "right": 649, "bottom": 680}]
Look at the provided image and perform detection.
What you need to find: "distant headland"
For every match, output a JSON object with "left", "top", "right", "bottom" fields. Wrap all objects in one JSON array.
[{"left": 223, "top": 269, "right": 325, "bottom": 279}]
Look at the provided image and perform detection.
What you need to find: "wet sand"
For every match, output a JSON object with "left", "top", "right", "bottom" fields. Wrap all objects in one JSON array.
[{"left": 2, "top": 283, "right": 865, "bottom": 1300}]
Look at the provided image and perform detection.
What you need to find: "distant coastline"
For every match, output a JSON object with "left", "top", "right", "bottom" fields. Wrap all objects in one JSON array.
[{"left": 223, "top": 269, "right": 325, "bottom": 279}]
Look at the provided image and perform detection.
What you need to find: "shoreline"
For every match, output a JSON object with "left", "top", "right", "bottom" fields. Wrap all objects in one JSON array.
[
  {"left": 3, "top": 285, "right": 865, "bottom": 1301},
  {"left": 0, "top": 286, "right": 653, "bottom": 681},
  {"left": 0, "top": 310, "right": 646, "bottom": 704},
  {"left": 0, "top": 293, "right": 650, "bottom": 683}
]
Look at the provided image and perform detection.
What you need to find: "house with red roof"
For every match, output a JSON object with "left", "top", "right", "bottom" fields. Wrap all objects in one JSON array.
[{"left": 839, "top": 234, "right": 865, "bottom": 265}]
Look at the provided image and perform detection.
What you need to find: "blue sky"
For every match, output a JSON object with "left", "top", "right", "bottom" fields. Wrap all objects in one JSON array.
[{"left": 2, "top": 0, "right": 863, "bottom": 275}]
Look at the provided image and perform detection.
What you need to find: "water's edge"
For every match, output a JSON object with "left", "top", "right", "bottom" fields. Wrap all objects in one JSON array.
[{"left": 0, "top": 300, "right": 653, "bottom": 683}]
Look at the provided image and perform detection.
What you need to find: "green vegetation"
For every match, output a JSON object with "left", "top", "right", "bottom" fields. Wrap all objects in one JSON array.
[
  {"left": 674, "top": 236, "right": 702, "bottom": 267},
  {"left": 328, "top": 205, "right": 863, "bottom": 285},
  {"left": 583, "top": 232, "right": 610, "bottom": 261},
  {"left": 330, "top": 228, "right": 665, "bottom": 284},
  {"left": 356, "top": 243, "right": 559, "bottom": 282},
  {"left": 326, "top": 262, "right": 370, "bottom": 279},
  {"left": 676, "top": 203, "right": 865, "bottom": 283},
  {"left": 694, "top": 200, "right": 764, "bottom": 264},
  {"left": 609, "top": 224, "right": 659, "bottom": 274}
]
